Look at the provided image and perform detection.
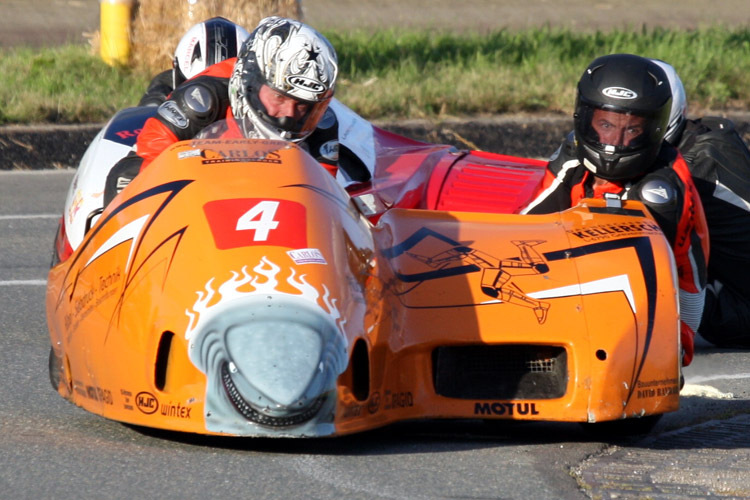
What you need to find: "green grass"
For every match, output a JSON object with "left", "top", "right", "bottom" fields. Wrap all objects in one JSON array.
[
  {"left": 1, "top": 26, "right": 748, "bottom": 125},
  {"left": 0, "top": 45, "right": 148, "bottom": 124}
]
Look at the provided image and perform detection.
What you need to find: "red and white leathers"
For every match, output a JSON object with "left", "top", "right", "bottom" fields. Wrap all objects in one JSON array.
[
  {"left": 522, "top": 135, "right": 709, "bottom": 366},
  {"left": 135, "top": 59, "right": 236, "bottom": 169},
  {"left": 133, "top": 58, "right": 339, "bottom": 178}
]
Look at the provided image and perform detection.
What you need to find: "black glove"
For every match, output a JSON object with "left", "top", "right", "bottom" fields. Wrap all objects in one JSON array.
[
  {"left": 104, "top": 152, "right": 144, "bottom": 207},
  {"left": 138, "top": 69, "right": 174, "bottom": 107}
]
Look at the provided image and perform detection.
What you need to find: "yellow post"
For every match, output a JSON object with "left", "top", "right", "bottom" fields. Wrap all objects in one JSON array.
[{"left": 100, "top": 0, "right": 133, "bottom": 66}]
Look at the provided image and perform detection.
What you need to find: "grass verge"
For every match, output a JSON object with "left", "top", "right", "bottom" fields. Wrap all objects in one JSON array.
[{"left": 1, "top": 26, "right": 748, "bottom": 125}]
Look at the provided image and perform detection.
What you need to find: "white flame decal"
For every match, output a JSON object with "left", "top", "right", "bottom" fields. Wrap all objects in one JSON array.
[
  {"left": 322, "top": 285, "right": 346, "bottom": 331},
  {"left": 185, "top": 256, "right": 344, "bottom": 339},
  {"left": 286, "top": 267, "right": 346, "bottom": 331},
  {"left": 286, "top": 266, "right": 319, "bottom": 302}
]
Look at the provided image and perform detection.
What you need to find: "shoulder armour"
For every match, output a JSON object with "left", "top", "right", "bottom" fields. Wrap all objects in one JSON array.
[
  {"left": 156, "top": 76, "right": 229, "bottom": 139},
  {"left": 638, "top": 178, "right": 678, "bottom": 205}
]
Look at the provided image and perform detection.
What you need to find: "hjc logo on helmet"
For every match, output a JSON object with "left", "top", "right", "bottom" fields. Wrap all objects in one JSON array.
[
  {"left": 602, "top": 87, "right": 638, "bottom": 99},
  {"left": 286, "top": 75, "right": 326, "bottom": 94}
]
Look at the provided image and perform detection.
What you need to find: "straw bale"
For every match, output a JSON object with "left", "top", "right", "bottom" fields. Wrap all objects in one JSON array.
[{"left": 129, "top": 0, "right": 303, "bottom": 74}]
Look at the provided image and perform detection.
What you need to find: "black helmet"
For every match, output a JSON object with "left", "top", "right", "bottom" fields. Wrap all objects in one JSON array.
[{"left": 574, "top": 54, "right": 672, "bottom": 181}]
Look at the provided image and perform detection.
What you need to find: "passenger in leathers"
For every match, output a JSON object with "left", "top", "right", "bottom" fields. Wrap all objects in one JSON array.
[
  {"left": 521, "top": 54, "right": 709, "bottom": 366},
  {"left": 137, "top": 17, "right": 250, "bottom": 107},
  {"left": 653, "top": 59, "right": 750, "bottom": 349},
  {"left": 103, "top": 17, "right": 251, "bottom": 203},
  {"left": 105, "top": 17, "right": 339, "bottom": 205}
]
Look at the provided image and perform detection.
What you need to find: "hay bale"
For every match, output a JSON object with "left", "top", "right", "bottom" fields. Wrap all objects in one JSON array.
[{"left": 130, "top": 0, "right": 303, "bottom": 75}]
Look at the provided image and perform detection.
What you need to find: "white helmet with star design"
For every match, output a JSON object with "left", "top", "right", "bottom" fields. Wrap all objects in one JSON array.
[{"left": 228, "top": 16, "right": 338, "bottom": 142}]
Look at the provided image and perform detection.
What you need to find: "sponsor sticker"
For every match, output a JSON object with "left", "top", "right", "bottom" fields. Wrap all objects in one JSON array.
[
  {"left": 160, "top": 401, "right": 193, "bottom": 419},
  {"left": 384, "top": 390, "right": 413, "bottom": 410},
  {"left": 121, "top": 389, "right": 134, "bottom": 411},
  {"left": 200, "top": 148, "right": 282, "bottom": 165},
  {"left": 602, "top": 87, "right": 638, "bottom": 99},
  {"left": 286, "top": 75, "right": 326, "bottom": 94},
  {"left": 319, "top": 140, "right": 339, "bottom": 162},
  {"left": 368, "top": 392, "right": 381, "bottom": 414},
  {"left": 474, "top": 401, "right": 540, "bottom": 416},
  {"left": 67, "top": 189, "right": 84, "bottom": 224},
  {"left": 567, "top": 220, "right": 662, "bottom": 241},
  {"left": 178, "top": 149, "right": 203, "bottom": 160},
  {"left": 136, "top": 391, "right": 159, "bottom": 414},
  {"left": 85, "top": 385, "right": 113, "bottom": 405},
  {"left": 113, "top": 128, "right": 142, "bottom": 141},
  {"left": 636, "top": 378, "right": 680, "bottom": 399},
  {"left": 287, "top": 248, "right": 327, "bottom": 265}
]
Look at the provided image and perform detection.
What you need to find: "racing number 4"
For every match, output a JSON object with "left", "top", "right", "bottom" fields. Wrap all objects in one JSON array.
[
  {"left": 203, "top": 198, "right": 307, "bottom": 250},
  {"left": 236, "top": 201, "right": 280, "bottom": 241}
]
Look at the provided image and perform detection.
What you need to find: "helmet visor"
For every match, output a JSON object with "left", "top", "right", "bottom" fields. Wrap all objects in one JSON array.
[
  {"left": 577, "top": 102, "right": 665, "bottom": 156},
  {"left": 246, "top": 84, "right": 332, "bottom": 142}
]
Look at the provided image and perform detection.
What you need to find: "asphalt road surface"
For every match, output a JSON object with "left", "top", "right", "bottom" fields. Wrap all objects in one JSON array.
[{"left": 2, "top": 169, "right": 750, "bottom": 500}]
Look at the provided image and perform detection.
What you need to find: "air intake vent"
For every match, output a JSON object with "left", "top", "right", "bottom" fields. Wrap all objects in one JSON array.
[
  {"left": 436, "top": 162, "right": 545, "bottom": 214},
  {"left": 154, "top": 331, "right": 175, "bottom": 391},
  {"left": 433, "top": 345, "right": 567, "bottom": 399}
]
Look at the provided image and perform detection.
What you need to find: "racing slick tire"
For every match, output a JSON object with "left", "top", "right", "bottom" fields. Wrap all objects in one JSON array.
[{"left": 48, "top": 346, "right": 62, "bottom": 391}]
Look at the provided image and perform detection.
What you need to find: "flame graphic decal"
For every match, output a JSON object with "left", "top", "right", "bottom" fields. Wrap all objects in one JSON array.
[{"left": 184, "top": 256, "right": 348, "bottom": 435}]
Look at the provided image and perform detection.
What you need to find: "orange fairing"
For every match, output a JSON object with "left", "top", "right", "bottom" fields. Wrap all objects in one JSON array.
[{"left": 47, "top": 137, "right": 680, "bottom": 438}]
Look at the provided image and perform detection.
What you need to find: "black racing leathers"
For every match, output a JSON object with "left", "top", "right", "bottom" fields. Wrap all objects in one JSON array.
[
  {"left": 138, "top": 69, "right": 174, "bottom": 107},
  {"left": 678, "top": 117, "right": 750, "bottom": 347}
]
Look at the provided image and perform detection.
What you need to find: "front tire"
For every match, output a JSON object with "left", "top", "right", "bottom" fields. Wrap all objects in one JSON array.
[{"left": 48, "top": 346, "right": 62, "bottom": 391}]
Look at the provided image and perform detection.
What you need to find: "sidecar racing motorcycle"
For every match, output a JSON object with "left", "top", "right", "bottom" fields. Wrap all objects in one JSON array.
[{"left": 46, "top": 100, "right": 682, "bottom": 437}]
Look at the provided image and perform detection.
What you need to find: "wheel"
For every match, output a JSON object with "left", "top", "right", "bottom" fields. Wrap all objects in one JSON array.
[{"left": 48, "top": 346, "right": 62, "bottom": 391}]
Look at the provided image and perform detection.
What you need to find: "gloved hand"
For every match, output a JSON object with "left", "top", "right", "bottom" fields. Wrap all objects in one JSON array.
[
  {"left": 680, "top": 320, "right": 695, "bottom": 366},
  {"left": 104, "top": 152, "right": 144, "bottom": 207}
]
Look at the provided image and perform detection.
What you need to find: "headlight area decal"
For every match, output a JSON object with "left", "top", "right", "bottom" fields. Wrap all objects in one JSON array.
[
  {"left": 56, "top": 180, "right": 193, "bottom": 310},
  {"left": 385, "top": 228, "right": 658, "bottom": 407},
  {"left": 543, "top": 236, "right": 657, "bottom": 406}
]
